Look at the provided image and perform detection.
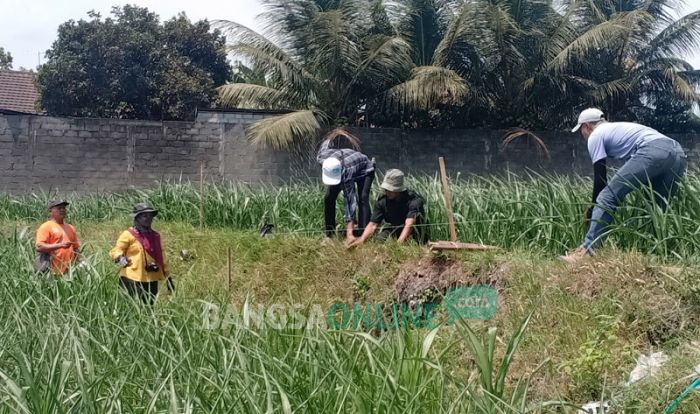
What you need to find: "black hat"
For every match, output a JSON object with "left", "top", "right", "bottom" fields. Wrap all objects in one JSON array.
[
  {"left": 131, "top": 202, "right": 159, "bottom": 218},
  {"left": 48, "top": 200, "right": 69, "bottom": 209}
]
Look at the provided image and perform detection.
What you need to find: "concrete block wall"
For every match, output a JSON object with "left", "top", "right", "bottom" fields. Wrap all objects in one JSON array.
[{"left": 1, "top": 110, "right": 699, "bottom": 193}]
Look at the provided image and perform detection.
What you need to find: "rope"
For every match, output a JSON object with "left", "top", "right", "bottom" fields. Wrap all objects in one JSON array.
[{"left": 7, "top": 214, "right": 579, "bottom": 244}]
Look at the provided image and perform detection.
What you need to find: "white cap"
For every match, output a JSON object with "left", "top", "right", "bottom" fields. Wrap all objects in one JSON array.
[
  {"left": 571, "top": 108, "right": 604, "bottom": 132},
  {"left": 321, "top": 157, "right": 342, "bottom": 185}
]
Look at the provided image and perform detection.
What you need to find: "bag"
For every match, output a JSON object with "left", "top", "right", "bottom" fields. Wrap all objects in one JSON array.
[
  {"left": 34, "top": 252, "right": 52, "bottom": 273},
  {"left": 34, "top": 223, "right": 67, "bottom": 274}
]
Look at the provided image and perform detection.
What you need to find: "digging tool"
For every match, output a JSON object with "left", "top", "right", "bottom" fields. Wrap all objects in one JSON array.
[{"left": 428, "top": 157, "right": 498, "bottom": 252}]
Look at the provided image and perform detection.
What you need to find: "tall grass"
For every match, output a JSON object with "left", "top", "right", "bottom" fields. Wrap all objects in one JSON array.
[
  {"left": 0, "top": 230, "right": 559, "bottom": 413},
  {"left": 2, "top": 172, "right": 699, "bottom": 257}
]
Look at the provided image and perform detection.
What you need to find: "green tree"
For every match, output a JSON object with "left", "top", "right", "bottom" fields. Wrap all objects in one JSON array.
[
  {"left": 217, "top": 0, "right": 415, "bottom": 148},
  {"left": 218, "top": 0, "right": 700, "bottom": 148},
  {"left": 0, "top": 47, "right": 12, "bottom": 70},
  {"left": 36, "top": 6, "right": 231, "bottom": 120},
  {"left": 523, "top": 0, "right": 700, "bottom": 130}
]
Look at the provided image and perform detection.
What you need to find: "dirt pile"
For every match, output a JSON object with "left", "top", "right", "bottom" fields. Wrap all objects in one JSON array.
[{"left": 393, "top": 254, "right": 512, "bottom": 305}]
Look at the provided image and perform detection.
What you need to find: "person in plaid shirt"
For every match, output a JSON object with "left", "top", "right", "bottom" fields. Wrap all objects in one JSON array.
[{"left": 317, "top": 130, "right": 375, "bottom": 245}]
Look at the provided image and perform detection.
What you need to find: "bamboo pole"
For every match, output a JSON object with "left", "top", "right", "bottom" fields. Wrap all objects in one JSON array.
[
  {"left": 199, "top": 162, "right": 204, "bottom": 229},
  {"left": 438, "top": 157, "right": 457, "bottom": 242},
  {"left": 227, "top": 246, "right": 232, "bottom": 293}
]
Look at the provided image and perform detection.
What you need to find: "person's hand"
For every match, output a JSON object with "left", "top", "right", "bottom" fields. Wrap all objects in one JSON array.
[
  {"left": 345, "top": 234, "right": 357, "bottom": 247},
  {"left": 346, "top": 238, "right": 363, "bottom": 249},
  {"left": 58, "top": 240, "right": 73, "bottom": 249},
  {"left": 117, "top": 255, "right": 130, "bottom": 267}
]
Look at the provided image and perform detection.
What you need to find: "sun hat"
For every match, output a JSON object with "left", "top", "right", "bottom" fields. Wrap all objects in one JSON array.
[
  {"left": 322, "top": 157, "right": 342, "bottom": 185},
  {"left": 571, "top": 108, "right": 605, "bottom": 132},
  {"left": 131, "top": 202, "right": 159, "bottom": 218},
  {"left": 380, "top": 169, "right": 406, "bottom": 192}
]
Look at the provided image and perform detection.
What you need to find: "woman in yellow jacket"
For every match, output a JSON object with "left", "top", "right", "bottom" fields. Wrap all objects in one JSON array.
[{"left": 110, "top": 203, "right": 171, "bottom": 304}]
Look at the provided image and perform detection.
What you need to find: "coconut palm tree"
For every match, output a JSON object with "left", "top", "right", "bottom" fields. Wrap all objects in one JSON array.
[
  {"left": 216, "top": 0, "right": 414, "bottom": 149},
  {"left": 528, "top": 0, "right": 700, "bottom": 128},
  {"left": 217, "top": 0, "right": 700, "bottom": 148}
]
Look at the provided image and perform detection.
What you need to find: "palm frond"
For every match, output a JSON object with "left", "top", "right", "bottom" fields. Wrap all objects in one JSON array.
[
  {"left": 247, "top": 110, "right": 324, "bottom": 150},
  {"left": 642, "top": 10, "right": 700, "bottom": 61},
  {"left": 636, "top": 56, "right": 695, "bottom": 72},
  {"left": 663, "top": 67, "right": 699, "bottom": 102},
  {"left": 227, "top": 43, "right": 318, "bottom": 106},
  {"left": 306, "top": 10, "right": 362, "bottom": 80},
  {"left": 344, "top": 36, "right": 413, "bottom": 97},
  {"left": 500, "top": 129, "right": 551, "bottom": 160},
  {"left": 322, "top": 127, "right": 361, "bottom": 150},
  {"left": 217, "top": 83, "right": 295, "bottom": 109},
  {"left": 547, "top": 10, "right": 651, "bottom": 73},
  {"left": 215, "top": 20, "right": 319, "bottom": 95},
  {"left": 385, "top": 65, "right": 468, "bottom": 112},
  {"left": 396, "top": 0, "right": 446, "bottom": 66},
  {"left": 540, "top": 8, "right": 580, "bottom": 64},
  {"left": 258, "top": 0, "right": 320, "bottom": 53},
  {"left": 589, "top": 78, "right": 634, "bottom": 104},
  {"left": 433, "top": 0, "right": 474, "bottom": 67}
]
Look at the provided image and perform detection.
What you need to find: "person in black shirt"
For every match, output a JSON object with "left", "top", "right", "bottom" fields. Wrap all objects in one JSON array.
[{"left": 347, "top": 169, "right": 427, "bottom": 247}]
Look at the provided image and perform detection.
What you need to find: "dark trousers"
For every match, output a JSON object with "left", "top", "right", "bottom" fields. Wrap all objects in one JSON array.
[
  {"left": 324, "top": 172, "right": 374, "bottom": 237},
  {"left": 120, "top": 277, "right": 158, "bottom": 305}
]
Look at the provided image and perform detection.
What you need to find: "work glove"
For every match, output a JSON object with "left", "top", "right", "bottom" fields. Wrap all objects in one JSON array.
[{"left": 116, "top": 255, "right": 130, "bottom": 267}]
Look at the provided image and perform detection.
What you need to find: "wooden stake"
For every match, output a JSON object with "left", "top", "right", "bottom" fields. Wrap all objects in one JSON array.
[
  {"left": 199, "top": 162, "right": 204, "bottom": 229},
  {"left": 438, "top": 156, "right": 457, "bottom": 242},
  {"left": 227, "top": 246, "right": 232, "bottom": 293}
]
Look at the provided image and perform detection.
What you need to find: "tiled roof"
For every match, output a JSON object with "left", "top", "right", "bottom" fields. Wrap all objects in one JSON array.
[{"left": 0, "top": 70, "right": 40, "bottom": 114}]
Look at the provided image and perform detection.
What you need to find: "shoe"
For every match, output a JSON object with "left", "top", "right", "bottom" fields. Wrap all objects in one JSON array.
[{"left": 558, "top": 246, "right": 589, "bottom": 264}]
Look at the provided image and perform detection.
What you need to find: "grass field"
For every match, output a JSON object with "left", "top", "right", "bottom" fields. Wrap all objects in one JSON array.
[{"left": 2, "top": 174, "right": 700, "bottom": 412}]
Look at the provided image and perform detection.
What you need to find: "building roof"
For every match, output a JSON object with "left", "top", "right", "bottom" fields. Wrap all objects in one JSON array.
[{"left": 0, "top": 70, "right": 40, "bottom": 114}]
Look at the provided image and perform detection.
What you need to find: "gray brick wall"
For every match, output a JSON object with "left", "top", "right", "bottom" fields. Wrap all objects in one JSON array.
[{"left": 1, "top": 111, "right": 699, "bottom": 194}]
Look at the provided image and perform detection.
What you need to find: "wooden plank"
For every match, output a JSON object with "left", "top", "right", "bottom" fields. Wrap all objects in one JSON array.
[{"left": 428, "top": 241, "right": 499, "bottom": 252}]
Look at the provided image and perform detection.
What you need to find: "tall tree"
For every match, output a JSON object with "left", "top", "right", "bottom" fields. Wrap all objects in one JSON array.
[
  {"left": 36, "top": 6, "right": 231, "bottom": 120},
  {"left": 218, "top": 0, "right": 700, "bottom": 147},
  {"left": 216, "top": 0, "right": 414, "bottom": 148},
  {"left": 0, "top": 47, "right": 12, "bottom": 70},
  {"left": 524, "top": 0, "right": 700, "bottom": 129}
]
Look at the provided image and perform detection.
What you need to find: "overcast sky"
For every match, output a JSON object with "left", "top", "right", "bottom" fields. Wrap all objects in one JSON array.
[{"left": 1, "top": 0, "right": 699, "bottom": 70}]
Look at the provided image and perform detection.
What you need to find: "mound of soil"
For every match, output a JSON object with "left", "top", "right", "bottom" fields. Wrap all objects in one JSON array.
[{"left": 393, "top": 254, "right": 512, "bottom": 305}]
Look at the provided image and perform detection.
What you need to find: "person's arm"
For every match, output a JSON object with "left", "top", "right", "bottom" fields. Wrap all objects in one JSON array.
[
  {"left": 35, "top": 225, "right": 72, "bottom": 254},
  {"left": 109, "top": 231, "right": 132, "bottom": 267},
  {"left": 397, "top": 194, "right": 423, "bottom": 243},
  {"left": 316, "top": 139, "right": 332, "bottom": 163},
  {"left": 345, "top": 220, "right": 356, "bottom": 244},
  {"left": 342, "top": 178, "right": 357, "bottom": 225},
  {"left": 71, "top": 226, "right": 81, "bottom": 253},
  {"left": 397, "top": 218, "right": 417, "bottom": 243},
  {"left": 587, "top": 159, "right": 607, "bottom": 220},
  {"left": 36, "top": 240, "right": 73, "bottom": 254},
  {"left": 348, "top": 222, "right": 379, "bottom": 248}
]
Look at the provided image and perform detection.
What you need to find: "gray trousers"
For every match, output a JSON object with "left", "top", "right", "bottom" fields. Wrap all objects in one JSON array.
[{"left": 583, "top": 137, "right": 687, "bottom": 251}]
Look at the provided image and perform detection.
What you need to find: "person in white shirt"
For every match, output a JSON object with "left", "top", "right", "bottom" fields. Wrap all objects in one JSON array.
[{"left": 560, "top": 108, "right": 687, "bottom": 263}]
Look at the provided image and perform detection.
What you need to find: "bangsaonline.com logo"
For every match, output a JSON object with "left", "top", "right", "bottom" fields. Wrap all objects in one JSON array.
[{"left": 202, "top": 285, "right": 497, "bottom": 330}]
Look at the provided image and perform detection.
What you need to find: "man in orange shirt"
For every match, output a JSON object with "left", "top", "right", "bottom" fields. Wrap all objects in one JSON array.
[{"left": 35, "top": 200, "right": 80, "bottom": 275}]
